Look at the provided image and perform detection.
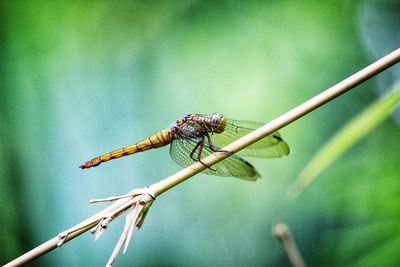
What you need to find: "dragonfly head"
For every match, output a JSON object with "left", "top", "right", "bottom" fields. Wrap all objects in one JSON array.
[{"left": 210, "top": 113, "right": 226, "bottom": 133}]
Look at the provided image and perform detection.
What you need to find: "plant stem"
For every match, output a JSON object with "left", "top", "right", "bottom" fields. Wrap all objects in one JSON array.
[
  {"left": 4, "top": 48, "right": 400, "bottom": 267},
  {"left": 149, "top": 48, "right": 400, "bottom": 197},
  {"left": 4, "top": 189, "right": 138, "bottom": 266},
  {"left": 273, "top": 223, "right": 307, "bottom": 267}
]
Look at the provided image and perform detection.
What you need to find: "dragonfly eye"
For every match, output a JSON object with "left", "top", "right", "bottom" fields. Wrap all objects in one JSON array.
[{"left": 211, "top": 113, "right": 226, "bottom": 133}]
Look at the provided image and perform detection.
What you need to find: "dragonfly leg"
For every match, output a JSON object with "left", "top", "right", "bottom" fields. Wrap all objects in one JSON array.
[
  {"left": 189, "top": 138, "right": 202, "bottom": 160},
  {"left": 189, "top": 138, "right": 216, "bottom": 172},
  {"left": 205, "top": 133, "right": 234, "bottom": 156}
]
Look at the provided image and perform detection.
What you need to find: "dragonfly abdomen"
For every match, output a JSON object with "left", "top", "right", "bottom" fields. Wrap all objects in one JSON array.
[{"left": 80, "top": 129, "right": 173, "bottom": 169}]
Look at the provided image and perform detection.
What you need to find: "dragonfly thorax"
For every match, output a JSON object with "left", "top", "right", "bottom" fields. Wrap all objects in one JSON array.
[
  {"left": 180, "top": 123, "right": 205, "bottom": 138},
  {"left": 171, "top": 113, "right": 227, "bottom": 139}
]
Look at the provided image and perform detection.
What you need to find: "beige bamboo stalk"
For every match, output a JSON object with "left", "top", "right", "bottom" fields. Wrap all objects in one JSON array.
[{"left": 5, "top": 48, "right": 400, "bottom": 267}]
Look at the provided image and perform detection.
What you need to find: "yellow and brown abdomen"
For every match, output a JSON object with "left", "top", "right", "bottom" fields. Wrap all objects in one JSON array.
[{"left": 80, "top": 129, "right": 173, "bottom": 169}]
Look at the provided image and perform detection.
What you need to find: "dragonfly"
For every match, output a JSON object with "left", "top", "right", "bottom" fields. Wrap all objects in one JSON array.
[{"left": 80, "top": 113, "right": 290, "bottom": 180}]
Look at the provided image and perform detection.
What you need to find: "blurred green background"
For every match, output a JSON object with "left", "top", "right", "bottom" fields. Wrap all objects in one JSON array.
[{"left": 1, "top": 1, "right": 399, "bottom": 266}]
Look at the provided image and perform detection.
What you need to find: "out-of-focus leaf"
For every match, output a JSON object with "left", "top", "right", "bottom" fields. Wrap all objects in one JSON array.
[{"left": 289, "top": 82, "right": 400, "bottom": 197}]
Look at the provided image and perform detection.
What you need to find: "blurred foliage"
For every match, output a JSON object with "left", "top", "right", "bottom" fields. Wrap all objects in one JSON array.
[
  {"left": 291, "top": 83, "right": 400, "bottom": 197},
  {"left": 0, "top": 0, "right": 399, "bottom": 266}
]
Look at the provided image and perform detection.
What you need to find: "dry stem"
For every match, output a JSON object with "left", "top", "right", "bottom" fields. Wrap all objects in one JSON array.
[{"left": 273, "top": 223, "right": 307, "bottom": 267}]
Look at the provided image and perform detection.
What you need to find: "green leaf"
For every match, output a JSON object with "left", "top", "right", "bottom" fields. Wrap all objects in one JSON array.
[{"left": 289, "top": 82, "right": 400, "bottom": 197}]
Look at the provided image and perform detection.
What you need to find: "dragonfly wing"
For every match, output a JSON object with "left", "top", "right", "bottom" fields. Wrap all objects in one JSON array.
[
  {"left": 169, "top": 138, "right": 260, "bottom": 180},
  {"left": 210, "top": 119, "right": 290, "bottom": 158}
]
